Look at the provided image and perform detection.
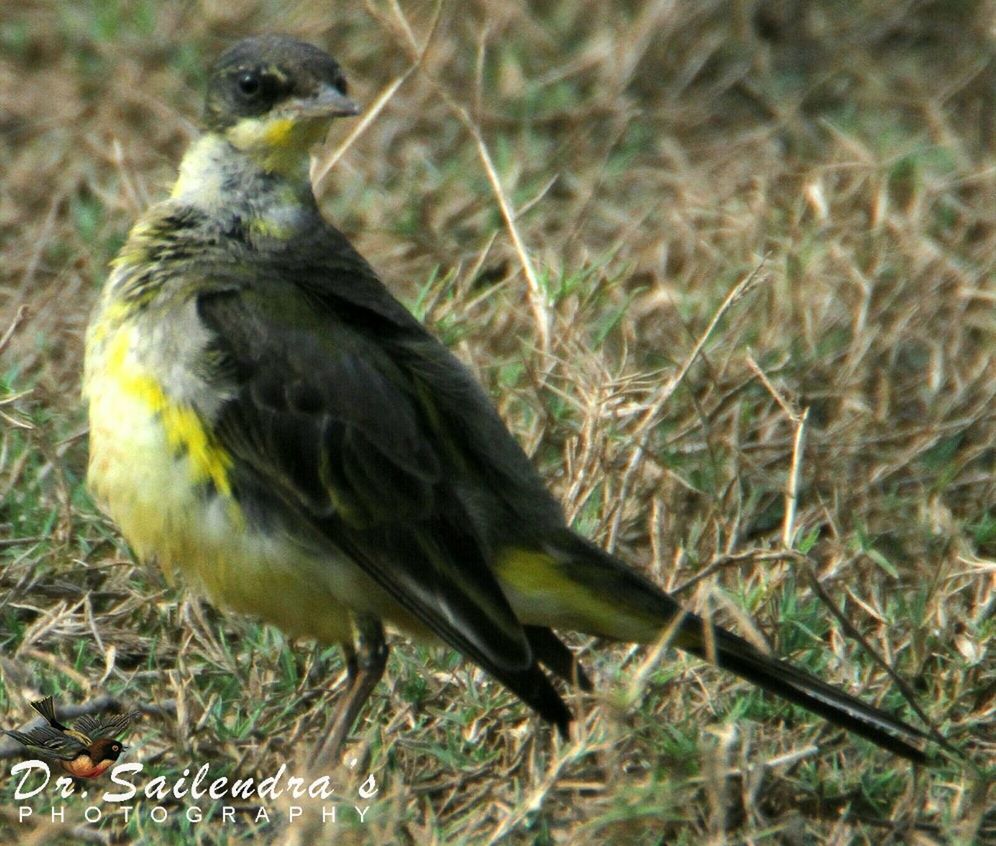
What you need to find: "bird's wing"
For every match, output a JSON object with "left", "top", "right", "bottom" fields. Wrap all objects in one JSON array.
[
  {"left": 5, "top": 726, "right": 86, "bottom": 760},
  {"left": 196, "top": 284, "right": 569, "bottom": 729},
  {"left": 73, "top": 711, "right": 136, "bottom": 740},
  {"left": 301, "top": 244, "right": 569, "bottom": 541}
]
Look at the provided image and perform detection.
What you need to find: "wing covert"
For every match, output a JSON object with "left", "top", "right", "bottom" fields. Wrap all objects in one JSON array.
[{"left": 196, "top": 288, "right": 537, "bottom": 676}]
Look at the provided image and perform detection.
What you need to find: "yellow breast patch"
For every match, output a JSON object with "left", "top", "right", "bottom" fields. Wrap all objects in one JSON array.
[
  {"left": 85, "top": 323, "right": 390, "bottom": 648},
  {"left": 105, "top": 330, "right": 232, "bottom": 496}
]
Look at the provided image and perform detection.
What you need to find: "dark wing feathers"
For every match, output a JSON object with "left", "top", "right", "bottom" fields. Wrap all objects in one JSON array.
[
  {"left": 5, "top": 726, "right": 86, "bottom": 760},
  {"left": 525, "top": 626, "right": 593, "bottom": 692},
  {"left": 328, "top": 523, "right": 571, "bottom": 733},
  {"left": 197, "top": 286, "right": 572, "bottom": 730},
  {"left": 72, "top": 711, "right": 136, "bottom": 741},
  {"left": 290, "top": 246, "right": 567, "bottom": 540}
]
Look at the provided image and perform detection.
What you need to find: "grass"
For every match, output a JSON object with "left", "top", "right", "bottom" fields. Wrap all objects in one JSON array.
[{"left": 1, "top": 0, "right": 993, "bottom": 843}]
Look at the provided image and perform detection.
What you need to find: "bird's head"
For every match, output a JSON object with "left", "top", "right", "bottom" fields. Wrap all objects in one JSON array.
[
  {"left": 203, "top": 35, "right": 359, "bottom": 175},
  {"left": 91, "top": 737, "right": 126, "bottom": 765}
]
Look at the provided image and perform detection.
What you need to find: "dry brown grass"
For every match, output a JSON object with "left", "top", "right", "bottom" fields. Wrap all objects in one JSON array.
[{"left": 1, "top": 1, "right": 993, "bottom": 844}]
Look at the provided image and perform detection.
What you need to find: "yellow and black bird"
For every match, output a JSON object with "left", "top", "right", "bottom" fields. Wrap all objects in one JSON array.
[
  {"left": 5, "top": 697, "right": 134, "bottom": 779},
  {"left": 84, "top": 35, "right": 931, "bottom": 763}
]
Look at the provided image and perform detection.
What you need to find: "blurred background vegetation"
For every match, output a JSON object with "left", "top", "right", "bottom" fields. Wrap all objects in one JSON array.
[{"left": 1, "top": 1, "right": 993, "bottom": 843}]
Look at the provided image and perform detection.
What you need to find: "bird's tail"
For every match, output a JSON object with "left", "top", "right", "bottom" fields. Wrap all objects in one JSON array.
[
  {"left": 677, "top": 617, "right": 930, "bottom": 762},
  {"left": 497, "top": 532, "right": 931, "bottom": 762},
  {"left": 30, "top": 696, "right": 67, "bottom": 730}
]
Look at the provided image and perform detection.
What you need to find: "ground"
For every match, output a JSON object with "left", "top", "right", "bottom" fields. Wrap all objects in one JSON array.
[{"left": 0, "top": 1, "right": 993, "bottom": 844}]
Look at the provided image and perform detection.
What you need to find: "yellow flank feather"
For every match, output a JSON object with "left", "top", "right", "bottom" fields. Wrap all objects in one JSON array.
[
  {"left": 106, "top": 330, "right": 232, "bottom": 495},
  {"left": 495, "top": 548, "right": 662, "bottom": 643},
  {"left": 85, "top": 323, "right": 239, "bottom": 579}
]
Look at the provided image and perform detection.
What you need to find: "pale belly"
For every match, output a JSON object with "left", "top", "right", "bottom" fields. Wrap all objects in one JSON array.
[{"left": 85, "top": 353, "right": 406, "bottom": 647}]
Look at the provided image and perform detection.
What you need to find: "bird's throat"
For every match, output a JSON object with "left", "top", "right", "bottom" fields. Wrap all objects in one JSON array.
[{"left": 170, "top": 132, "right": 317, "bottom": 240}]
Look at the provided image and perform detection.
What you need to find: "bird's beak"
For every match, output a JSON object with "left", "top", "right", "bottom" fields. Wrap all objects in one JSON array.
[{"left": 289, "top": 83, "right": 360, "bottom": 119}]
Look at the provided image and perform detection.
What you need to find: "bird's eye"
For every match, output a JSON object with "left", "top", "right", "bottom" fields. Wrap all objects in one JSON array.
[
  {"left": 333, "top": 76, "right": 348, "bottom": 96},
  {"left": 237, "top": 72, "right": 261, "bottom": 98}
]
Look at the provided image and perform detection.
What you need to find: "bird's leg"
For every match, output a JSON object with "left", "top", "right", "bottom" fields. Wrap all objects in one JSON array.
[{"left": 310, "top": 614, "right": 387, "bottom": 768}]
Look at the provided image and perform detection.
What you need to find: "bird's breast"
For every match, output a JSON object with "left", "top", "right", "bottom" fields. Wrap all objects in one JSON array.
[
  {"left": 63, "top": 754, "right": 104, "bottom": 779},
  {"left": 84, "top": 321, "right": 238, "bottom": 573},
  {"left": 83, "top": 319, "right": 388, "bottom": 645}
]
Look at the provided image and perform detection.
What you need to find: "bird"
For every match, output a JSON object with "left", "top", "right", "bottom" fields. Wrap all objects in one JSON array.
[
  {"left": 5, "top": 697, "right": 135, "bottom": 779},
  {"left": 83, "top": 34, "right": 932, "bottom": 765}
]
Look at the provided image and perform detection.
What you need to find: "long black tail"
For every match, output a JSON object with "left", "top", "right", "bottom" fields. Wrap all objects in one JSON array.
[
  {"left": 557, "top": 534, "right": 932, "bottom": 762},
  {"left": 681, "top": 617, "right": 930, "bottom": 762}
]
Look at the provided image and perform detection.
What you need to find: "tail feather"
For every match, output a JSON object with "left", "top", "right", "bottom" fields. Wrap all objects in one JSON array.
[
  {"left": 680, "top": 617, "right": 930, "bottom": 762},
  {"left": 30, "top": 696, "right": 65, "bottom": 730},
  {"left": 547, "top": 534, "right": 931, "bottom": 762}
]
